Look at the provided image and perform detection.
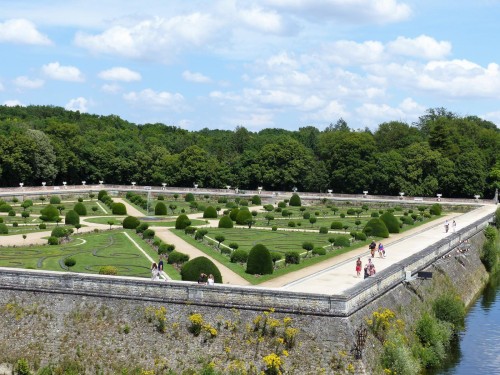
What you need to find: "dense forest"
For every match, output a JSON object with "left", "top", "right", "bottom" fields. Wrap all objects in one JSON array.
[{"left": 0, "top": 105, "right": 499, "bottom": 198}]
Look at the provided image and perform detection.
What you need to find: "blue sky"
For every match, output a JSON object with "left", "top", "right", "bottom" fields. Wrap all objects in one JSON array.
[{"left": 1, "top": 0, "right": 500, "bottom": 131}]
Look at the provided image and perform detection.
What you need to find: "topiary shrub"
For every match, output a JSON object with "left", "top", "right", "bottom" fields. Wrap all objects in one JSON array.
[
  {"left": 0, "top": 223, "right": 8, "bottom": 234},
  {"left": 167, "top": 251, "right": 190, "bottom": 265},
  {"left": 239, "top": 199, "right": 249, "bottom": 206},
  {"left": 312, "top": 247, "right": 327, "bottom": 256},
  {"left": 303, "top": 212, "right": 310, "bottom": 220},
  {"left": 50, "top": 196, "right": 61, "bottom": 204},
  {"left": 157, "top": 195, "right": 165, "bottom": 201},
  {"left": 185, "top": 193, "right": 195, "bottom": 202},
  {"left": 278, "top": 201, "right": 287, "bottom": 208},
  {"left": 354, "top": 231, "right": 367, "bottom": 241},
  {"left": 13, "top": 222, "right": 18, "bottom": 227},
  {"left": 218, "top": 215, "right": 234, "bottom": 228},
  {"left": 203, "top": 206, "right": 217, "bottom": 219},
  {"left": 371, "top": 212, "right": 379, "bottom": 217},
  {"left": 380, "top": 212, "right": 400, "bottom": 233},
  {"left": 285, "top": 251, "right": 300, "bottom": 265},
  {"left": 181, "top": 256, "right": 222, "bottom": 283},
  {"left": 51, "top": 227, "right": 68, "bottom": 238},
  {"left": 48, "top": 236, "right": 59, "bottom": 245},
  {"left": 334, "top": 236, "right": 351, "bottom": 247},
  {"left": 319, "top": 226, "right": 329, "bottom": 234},
  {"left": 0, "top": 217, "right": 3, "bottom": 223},
  {"left": 246, "top": 244, "right": 273, "bottom": 275},
  {"left": 38, "top": 223, "right": 46, "bottom": 230},
  {"left": 0, "top": 203, "right": 13, "bottom": 212},
  {"left": 64, "top": 258, "right": 76, "bottom": 267},
  {"left": 154, "top": 202, "right": 167, "bottom": 215},
  {"left": 288, "top": 221, "right": 296, "bottom": 227},
  {"left": 123, "top": 216, "right": 140, "bottom": 229},
  {"left": 236, "top": 209, "right": 253, "bottom": 225},
  {"left": 8, "top": 210, "right": 15, "bottom": 216},
  {"left": 142, "top": 229, "right": 156, "bottom": 240},
  {"left": 99, "top": 265, "right": 118, "bottom": 275},
  {"left": 135, "top": 222, "right": 149, "bottom": 234},
  {"left": 158, "top": 243, "right": 175, "bottom": 255},
  {"left": 289, "top": 194, "right": 301, "bottom": 206},
  {"left": 230, "top": 249, "right": 249, "bottom": 263},
  {"left": 251, "top": 195, "right": 262, "bottom": 205},
  {"left": 98, "top": 190, "right": 108, "bottom": 201},
  {"left": 175, "top": 214, "right": 191, "bottom": 230},
  {"left": 363, "top": 218, "right": 389, "bottom": 238},
  {"left": 40, "top": 205, "right": 59, "bottom": 222},
  {"left": 65, "top": 210, "right": 80, "bottom": 226},
  {"left": 272, "top": 226, "right": 278, "bottom": 231},
  {"left": 330, "top": 221, "right": 343, "bottom": 230},
  {"left": 430, "top": 203, "right": 442, "bottom": 216},
  {"left": 229, "top": 208, "right": 240, "bottom": 221},
  {"left": 271, "top": 252, "right": 282, "bottom": 266},
  {"left": 74, "top": 202, "right": 87, "bottom": 216}
]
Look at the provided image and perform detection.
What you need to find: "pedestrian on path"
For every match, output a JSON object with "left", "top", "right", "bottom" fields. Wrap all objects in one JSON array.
[
  {"left": 378, "top": 242, "right": 385, "bottom": 258},
  {"left": 452, "top": 220, "right": 457, "bottom": 233},
  {"left": 369, "top": 240, "right": 376, "bottom": 257},
  {"left": 368, "top": 258, "right": 376, "bottom": 276},
  {"left": 207, "top": 274, "right": 215, "bottom": 285},
  {"left": 151, "top": 262, "right": 160, "bottom": 281},
  {"left": 356, "top": 258, "right": 362, "bottom": 277},
  {"left": 158, "top": 256, "right": 164, "bottom": 272},
  {"left": 444, "top": 220, "right": 449, "bottom": 233}
]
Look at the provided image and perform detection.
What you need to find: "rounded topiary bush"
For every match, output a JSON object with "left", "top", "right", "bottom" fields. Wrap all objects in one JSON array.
[
  {"left": 0, "top": 203, "right": 13, "bottom": 212},
  {"left": 64, "top": 258, "right": 76, "bottom": 267},
  {"left": 285, "top": 251, "right": 300, "bottom": 265},
  {"left": 181, "top": 256, "right": 222, "bottom": 283},
  {"left": 251, "top": 195, "right": 262, "bottom": 205},
  {"left": 236, "top": 209, "right": 253, "bottom": 225},
  {"left": 135, "top": 222, "right": 149, "bottom": 233},
  {"left": 98, "top": 190, "right": 108, "bottom": 201},
  {"left": 218, "top": 215, "right": 234, "bottom": 229},
  {"left": 154, "top": 202, "right": 167, "bottom": 215},
  {"left": 48, "top": 236, "right": 59, "bottom": 245},
  {"left": 203, "top": 206, "right": 217, "bottom": 219},
  {"left": 8, "top": 210, "right": 15, "bottom": 216},
  {"left": 51, "top": 227, "right": 68, "bottom": 238},
  {"left": 319, "top": 226, "right": 329, "bottom": 234},
  {"left": 111, "top": 202, "right": 126, "bottom": 215},
  {"left": 142, "top": 229, "right": 156, "bottom": 240},
  {"left": 312, "top": 247, "right": 327, "bottom": 256},
  {"left": 330, "top": 221, "right": 343, "bottom": 230},
  {"left": 354, "top": 231, "right": 367, "bottom": 241},
  {"left": 430, "top": 203, "right": 443, "bottom": 216},
  {"left": 38, "top": 223, "right": 46, "bottom": 230},
  {"left": 380, "top": 212, "right": 400, "bottom": 233},
  {"left": 40, "top": 205, "right": 59, "bottom": 222},
  {"left": 167, "top": 251, "right": 190, "bottom": 265},
  {"left": 246, "top": 244, "right": 273, "bottom": 275},
  {"left": 230, "top": 249, "right": 249, "bottom": 263},
  {"left": 229, "top": 208, "right": 240, "bottom": 221},
  {"left": 334, "top": 235, "right": 351, "bottom": 247},
  {"left": 289, "top": 193, "right": 301, "bottom": 206},
  {"left": 363, "top": 218, "right": 389, "bottom": 238},
  {"left": 0, "top": 223, "right": 8, "bottom": 234},
  {"left": 74, "top": 202, "right": 87, "bottom": 216},
  {"left": 175, "top": 214, "right": 191, "bottom": 230},
  {"left": 185, "top": 193, "right": 195, "bottom": 202},
  {"left": 50, "top": 196, "right": 61, "bottom": 204},
  {"left": 65, "top": 210, "right": 80, "bottom": 226},
  {"left": 99, "top": 266, "right": 118, "bottom": 275},
  {"left": 123, "top": 216, "right": 140, "bottom": 229}
]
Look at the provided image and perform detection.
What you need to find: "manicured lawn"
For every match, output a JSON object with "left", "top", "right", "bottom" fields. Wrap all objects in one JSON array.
[
  {"left": 83, "top": 216, "right": 207, "bottom": 227},
  {"left": 0, "top": 230, "right": 179, "bottom": 280}
]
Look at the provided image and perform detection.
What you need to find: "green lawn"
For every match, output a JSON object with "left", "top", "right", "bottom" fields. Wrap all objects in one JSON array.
[
  {"left": 83, "top": 216, "right": 207, "bottom": 227},
  {"left": 0, "top": 230, "right": 179, "bottom": 280}
]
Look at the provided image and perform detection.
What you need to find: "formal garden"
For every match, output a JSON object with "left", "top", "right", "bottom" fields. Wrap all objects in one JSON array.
[{"left": 0, "top": 189, "right": 453, "bottom": 284}]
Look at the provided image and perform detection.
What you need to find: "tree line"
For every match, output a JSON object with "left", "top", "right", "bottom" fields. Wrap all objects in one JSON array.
[{"left": 0, "top": 105, "right": 498, "bottom": 198}]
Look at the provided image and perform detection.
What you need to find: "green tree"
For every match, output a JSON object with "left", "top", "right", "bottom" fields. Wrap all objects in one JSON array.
[{"left": 246, "top": 244, "right": 273, "bottom": 275}]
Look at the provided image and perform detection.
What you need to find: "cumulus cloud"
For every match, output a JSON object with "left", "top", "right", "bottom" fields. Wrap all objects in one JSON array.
[
  {"left": 0, "top": 18, "right": 52, "bottom": 45},
  {"left": 101, "top": 83, "right": 122, "bottom": 93},
  {"left": 320, "top": 40, "right": 385, "bottom": 66},
  {"left": 482, "top": 111, "right": 500, "bottom": 127},
  {"left": 387, "top": 35, "right": 452, "bottom": 59},
  {"left": 13, "top": 76, "right": 44, "bottom": 89},
  {"left": 3, "top": 99, "right": 24, "bottom": 106},
  {"left": 306, "top": 100, "right": 348, "bottom": 122},
  {"left": 42, "top": 62, "right": 84, "bottom": 82},
  {"left": 182, "top": 70, "right": 212, "bottom": 83},
  {"left": 65, "top": 97, "right": 88, "bottom": 112},
  {"left": 74, "top": 13, "right": 218, "bottom": 61},
  {"left": 355, "top": 97, "right": 425, "bottom": 125},
  {"left": 123, "top": 89, "right": 185, "bottom": 110},
  {"left": 238, "top": 6, "right": 286, "bottom": 34},
  {"left": 265, "top": 0, "right": 411, "bottom": 24},
  {"left": 98, "top": 67, "right": 141, "bottom": 82}
]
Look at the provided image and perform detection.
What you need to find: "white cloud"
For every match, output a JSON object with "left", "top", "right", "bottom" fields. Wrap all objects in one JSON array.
[
  {"left": 182, "top": 70, "right": 212, "bottom": 83},
  {"left": 74, "top": 13, "right": 219, "bottom": 61},
  {"left": 265, "top": 0, "right": 411, "bottom": 24},
  {"left": 3, "top": 99, "right": 24, "bottom": 106},
  {"left": 101, "top": 83, "right": 122, "bottom": 93},
  {"left": 482, "top": 111, "right": 500, "bottom": 127},
  {"left": 42, "top": 62, "right": 84, "bottom": 82},
  {"left": 266, "top": 51, "right": 300, "bottom": 69},
  {"left": 13, "top": 76, "right": 44, "bottom": 89},
  {"left": 238, "top": 6, "right": 286, "bottom": 34},
  {"left": 65, "top": 97, "right": 88, "bottom": 112},
  {"left": 227, "top": 112, "right": 276, "bottom": 129},
  {"left": 0, "top": 18, "right": 52, "bottom": 45},
  {"left": 98, "top": 67, "right": 141, "bottom": 82},
  {"left": 387, "top": 35, "right": 452, "bottom": 60},
  {"left": 307, "top": 100, "right": 348, "bottom": 122},
  {"left": 321, "top": 40, "right": 385, "bottom": 66},
  {"left": 123, "top": 89, "right": 185, "bottom": 110},
  {"left": 355, "top": 97, "right": 425, "bottom": 124}
]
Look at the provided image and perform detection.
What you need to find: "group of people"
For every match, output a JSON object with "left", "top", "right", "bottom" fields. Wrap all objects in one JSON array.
[
  {"left": 369, "top": 240, "right": 385, "bottom": 258},
  {"left": 355, "top": 240, "right": 386, "bottom": 279},
  {"left": 150, "top": 258, "right": 215, "bottom": 286},
  {"left": 197, "top": 273, "right": 215, "bottom": 285},
  {"left": 444, "top": 220, "right": 457, "bottom": 233}
]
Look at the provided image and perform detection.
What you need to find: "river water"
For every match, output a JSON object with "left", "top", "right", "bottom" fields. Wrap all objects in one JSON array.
[{"left": 433, "top": 272, "right": 500, "bottom": 374}]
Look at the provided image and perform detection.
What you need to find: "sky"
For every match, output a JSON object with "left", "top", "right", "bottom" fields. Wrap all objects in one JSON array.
[{"left": 1, "top": 0, "right": 500, "bottom": 131}]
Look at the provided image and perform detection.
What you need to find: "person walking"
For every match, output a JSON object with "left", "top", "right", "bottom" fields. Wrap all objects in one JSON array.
[
  {"left": 369, "top": 240, "right": 376, "bottom": 257},
  {"left": 356, "top": 258, "right": 362, "bottom": 277},
  {"left": 452, "top": 220, "right": 457, "bottom": 233},
  {"left": 368, "top": 258, "right": 376, "bottom": 276},
  {"left": 378, "top": 242, "right": 385, "bottom": 258},
  {"left": 151, "top": 262, "right": 160, "bottom": 281},
  {"left": 444, "top": 220, "right": 449, "bottom": 233}
]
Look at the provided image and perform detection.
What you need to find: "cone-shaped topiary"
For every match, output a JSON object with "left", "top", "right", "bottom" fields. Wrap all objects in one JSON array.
[
  {"left": 154, "top": 201, "right": 167, "bottom": 215},
  {"left": 363, "top": 218, "right": 389, "bottom": 238},
  {"left": 380, "top": 212, "right": 400, "bottom": 233},
  {"left": 246, "top": 244, "right": 273, "bottom": 275},
  {"left": 112, "top": 202, "right": 127, "bottom": 215},
  {"left": 235, "top": 209, "right": 252, "bottom": 225},
  {"left": 123, "top": 216, "right": 140, "bottom": 229},
  {"left": 203, "top": 205, "right": 217, "bottom": 218},
  {"left": 289, "top": 193, "right": 301, "bottom": 206},
  {"left": 218, "top": 215, "right": 234, "bottom": 228},
  {"left": 74, "top": 202, "right": 87, "bottom": 216},
  {"left": 181, "top": 256, "right": 222, "bottom": 283},
  {"left": 65, "top": 210, "right": 80, "bottom": 226},
  {"left": 175, "top": 214, "right": 191, "bottom": 229}
]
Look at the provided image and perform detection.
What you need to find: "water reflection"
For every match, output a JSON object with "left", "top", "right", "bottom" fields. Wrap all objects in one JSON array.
[{"left": 431, "top": 273, "right": 500, "bottom": 375}]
